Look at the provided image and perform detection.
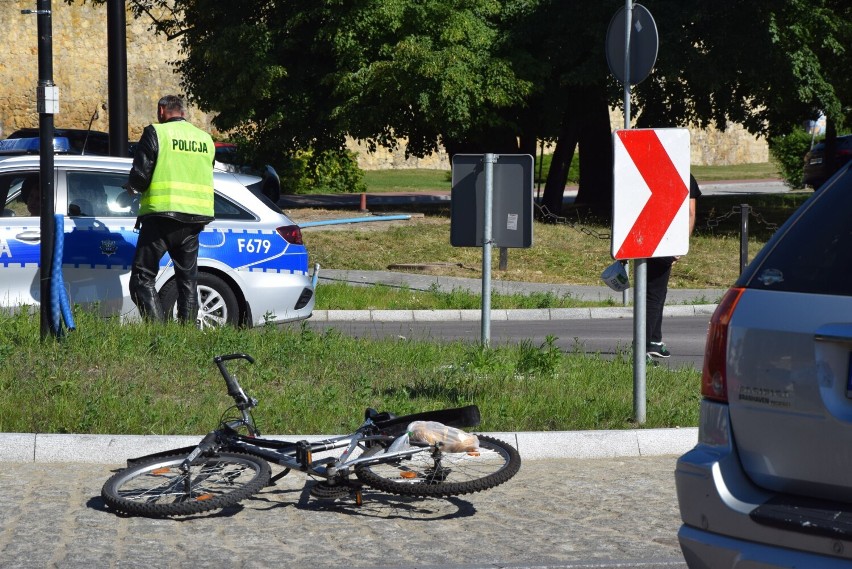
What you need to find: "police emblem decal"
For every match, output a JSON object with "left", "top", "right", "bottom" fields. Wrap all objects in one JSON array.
[{"left": 100, "top": 239, "right": 118, "bottom": 257}]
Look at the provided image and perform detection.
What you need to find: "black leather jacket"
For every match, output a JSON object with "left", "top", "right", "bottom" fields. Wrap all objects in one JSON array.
[{"left": 127, "top": 117, "right": 214, "bottom": 224}]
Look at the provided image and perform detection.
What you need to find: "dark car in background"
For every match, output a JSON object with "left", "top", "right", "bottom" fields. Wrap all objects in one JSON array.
[
  {"left": 7, "top": 128, "right": 115, "bottom": 156},
  {"left": 214, "top": 142, "right": 281, "bottom": 203},
  {"left": 675, "top": 159, "right": 852, "bottom": 567},
  {"left": 802, "top": 134, "right": 852, "bottom": 188}
]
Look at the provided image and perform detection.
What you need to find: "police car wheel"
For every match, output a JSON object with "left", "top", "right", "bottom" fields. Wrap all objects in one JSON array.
[{"left": 159, "top": 273, "right": 240, "bottom": 328}]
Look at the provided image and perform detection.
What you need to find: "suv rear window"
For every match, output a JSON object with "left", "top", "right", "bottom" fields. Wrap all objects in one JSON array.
[{"left": 742, "top": 168, "right": 852, "bottom": 297}]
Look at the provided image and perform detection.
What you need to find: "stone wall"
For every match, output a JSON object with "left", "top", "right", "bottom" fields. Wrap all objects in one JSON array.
[
  {"left": 1, "top": 1, "right": 768, "bottom": 169},
  {"left": 0, "top": 0, "right": 216, "bottom": 141}
]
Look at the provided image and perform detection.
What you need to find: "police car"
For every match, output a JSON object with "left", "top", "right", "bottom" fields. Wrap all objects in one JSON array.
[{"left": 0, "top": 137, "right": 314, "bottom": 328}]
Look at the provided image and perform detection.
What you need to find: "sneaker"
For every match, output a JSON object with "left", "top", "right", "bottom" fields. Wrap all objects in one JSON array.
[{"left": 647, "top": 342, "right": 671, "bottom": 358}]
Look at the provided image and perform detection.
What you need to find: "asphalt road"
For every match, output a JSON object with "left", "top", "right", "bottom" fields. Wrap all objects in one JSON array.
[{"left": 301, "top": 315, "right": 710, "bottom": 370}]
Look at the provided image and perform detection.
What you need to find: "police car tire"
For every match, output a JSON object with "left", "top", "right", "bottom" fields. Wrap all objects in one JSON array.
[{"left": 159, "top": 273, "right": 240, "bottom": 327}]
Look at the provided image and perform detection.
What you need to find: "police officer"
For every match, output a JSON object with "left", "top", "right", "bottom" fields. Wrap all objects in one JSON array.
[{"left": 126, "top": 95, "right": 215, "bottom": 324}]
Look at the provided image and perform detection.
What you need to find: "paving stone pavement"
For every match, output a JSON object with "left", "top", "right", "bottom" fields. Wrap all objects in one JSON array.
[{"left": 0, "top": 456, "right": 686, "bottom": 569}]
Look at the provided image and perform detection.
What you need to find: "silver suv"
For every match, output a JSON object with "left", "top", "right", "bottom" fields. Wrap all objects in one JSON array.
[{"left": 675, "top": 161, "right": 852, "bottom": 567}]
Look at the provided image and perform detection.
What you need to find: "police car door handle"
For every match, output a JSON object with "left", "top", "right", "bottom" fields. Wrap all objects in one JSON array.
[{"left": 15, "top": 230, "right": 41, "bottom": 242}]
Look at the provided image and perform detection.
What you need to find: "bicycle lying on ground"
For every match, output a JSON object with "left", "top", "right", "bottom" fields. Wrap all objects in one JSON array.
[{"left": 102, "top": 353, "right": 522, "bottom": 517}]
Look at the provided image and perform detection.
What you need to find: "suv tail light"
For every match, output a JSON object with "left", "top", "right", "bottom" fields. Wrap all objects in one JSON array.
[
  {"left": 701, "top": 287, "right": 745, "bottom": 402},
  {"left": 277, "top": 225, "right": 304, "bottom": 245}
]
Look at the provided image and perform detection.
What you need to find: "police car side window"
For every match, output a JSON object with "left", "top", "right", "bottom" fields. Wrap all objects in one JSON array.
[
  {"left": 213, "top": 193, "right": 254, "bottom": 220},
  {"left": 67, "top": 172, "right": 109, "bottom": 217},
  {"left": 0, "top": 174, "right": 35, "bottom": 217},
  {"left": 67, "top": 172, "right": 135, "bottom": 218}
]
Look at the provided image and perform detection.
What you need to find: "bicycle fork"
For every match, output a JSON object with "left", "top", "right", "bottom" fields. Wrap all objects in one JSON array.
[{"left": 179, "top": 432, "right": 221, "bottom": 495}]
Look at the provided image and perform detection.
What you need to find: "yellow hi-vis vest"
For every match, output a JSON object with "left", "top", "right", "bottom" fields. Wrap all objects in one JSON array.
[{"left": 139, "top": 121, "right": 215, "bottom": 217}]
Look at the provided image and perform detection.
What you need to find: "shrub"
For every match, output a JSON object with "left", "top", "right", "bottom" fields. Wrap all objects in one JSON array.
[
  {"left": 535, "top": 151, "right": 580, "bottom": 185},
  {"left": 768, "top": 129, "right": 812, "bottom": 189},
  {"left": 279, "top": 148, "right": 367, "bottom": 194}
]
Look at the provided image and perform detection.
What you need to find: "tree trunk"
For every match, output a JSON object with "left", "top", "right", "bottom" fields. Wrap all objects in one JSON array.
[
  {"left": 574, "top": 87, "right": 613, "bottom": 218},
  {"left": 540, "top": 113, "right": 579, "bottom": 217},
  {"left": 824, "top": 116, "right": 838, "bottom": 179}
]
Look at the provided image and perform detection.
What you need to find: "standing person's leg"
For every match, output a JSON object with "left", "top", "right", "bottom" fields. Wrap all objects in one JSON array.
[
  {"left": 129, "top": 217, "right": 169, "bottom": 322},
  {"left": 168, "top": 222, "right": 204, "bottom": 324},
  {"left": 646, "top": 256, "right": 674, "bottom": 356}
]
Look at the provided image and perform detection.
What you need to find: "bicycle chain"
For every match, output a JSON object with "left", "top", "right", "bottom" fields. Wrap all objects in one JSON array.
[
  {"left": 534, "top": 203, "right": 611, "bottom": 240},
  {"left": 704, "top": 206, "right": 778, "bottom": 233},
  {"left": 534, "top": 203, "right": 778, "bottom": 238}
]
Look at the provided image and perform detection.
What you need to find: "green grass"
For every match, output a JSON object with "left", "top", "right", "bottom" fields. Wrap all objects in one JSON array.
[
  {"left": 360, "top": 162, "right": 780, "bottom": 192},
  {"left": 301, "top": 192, "right": 811, "bottom": 305},
  {"left": 1, "top": 163, "right": 791, "bottom": 436},
  {"left": 315, "top": 282, "right": 619, "bottom": 310},
  {"left": 362, "top": 169, "right": 451, "bottom": 192},
  {"left": 691, "top": 162, "right": 780, "bottom": 181},
  {"left": 0, "top": 311, "right": 699, "bottom": 435}
]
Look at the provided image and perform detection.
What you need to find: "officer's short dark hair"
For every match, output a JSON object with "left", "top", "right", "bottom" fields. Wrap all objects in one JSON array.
[{"left": 158, "top": 95, "right": 185, "bottom": 114}]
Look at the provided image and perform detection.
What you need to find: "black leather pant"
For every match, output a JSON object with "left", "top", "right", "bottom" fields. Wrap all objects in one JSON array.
[
  {"left": 129, "top": 215, "right": 205, "bottom": 324},
  {"left": 646, "top": 256, "right": 675, "bottom": 345}
]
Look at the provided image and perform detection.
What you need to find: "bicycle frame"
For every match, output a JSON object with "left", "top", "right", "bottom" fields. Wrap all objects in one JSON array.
[{"left": 126, "top": 353, "right": 482, "bottom": 486}]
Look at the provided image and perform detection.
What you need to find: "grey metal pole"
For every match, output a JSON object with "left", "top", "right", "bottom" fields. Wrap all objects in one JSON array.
[
  {"left": 481, "top": 153, "right": 495, "bottom": 347},
  {"left": 623, "top": 0, "right": 632, "bottom": 130},
  {"left": 634, "top": 259, "right": 647, "bottom": 423},
  {"left": 739, "top": 204, "right": 750, "bottom": 274},
  {"left": 622, "top": 0, "right": 632, "bottom": 309},
  {"left": 623, "top": 0, "right": 646, "bottom": 424}
]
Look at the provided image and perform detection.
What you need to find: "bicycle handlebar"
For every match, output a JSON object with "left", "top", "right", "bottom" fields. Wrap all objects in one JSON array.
[
  {"left": 213, "top": 353, "right": 255, "bottom": 409},
  {"left": 215, "top": 353, "right": 255, "bottom": 364}
]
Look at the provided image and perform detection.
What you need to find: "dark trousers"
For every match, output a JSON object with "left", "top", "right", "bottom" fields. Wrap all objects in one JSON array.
[
  {"left": 129, "top": 215, "right": 204, "bottom": 323},
  {"left": 646, "top": 256, "right": 675, "bottom": 345}
]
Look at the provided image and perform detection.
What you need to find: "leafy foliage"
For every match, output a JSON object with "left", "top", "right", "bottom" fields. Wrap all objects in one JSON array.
[
  {"left": 75, "top": 0, "right": 852, "bottom": 200},
  {"left": 278, "top": 149, "right": 367, "bottom": 195},
  {"left": 768, "top": 129, "right": 813, "bottom": 189}
]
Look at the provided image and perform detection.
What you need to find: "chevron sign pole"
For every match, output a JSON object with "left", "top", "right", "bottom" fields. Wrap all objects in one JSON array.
[{"left": 611, "top": 127, "right": 689, "bottom": 425}]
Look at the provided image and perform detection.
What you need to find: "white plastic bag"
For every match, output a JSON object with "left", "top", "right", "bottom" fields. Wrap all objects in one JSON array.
[
  {"left": 387, "top": 432, "right": 411, "bottom": 453},
  {"left": 600, "top": 260, "right": 629, "bottom": 291},
  {"left": 407, "top": 421, "right": 480, "bottom": 452}
]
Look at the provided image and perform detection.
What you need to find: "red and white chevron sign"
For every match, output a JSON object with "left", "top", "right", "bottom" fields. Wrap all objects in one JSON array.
[{"left": 611, "top": 128, "right": 690, "bottom": 260}]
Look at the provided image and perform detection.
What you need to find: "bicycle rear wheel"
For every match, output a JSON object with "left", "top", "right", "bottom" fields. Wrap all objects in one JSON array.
[
  {"left": 355, "top": 435, "right": 520, "bottom": 497},
  {"left": 102, "top": 451, "right": 271, "bottom": 517}
]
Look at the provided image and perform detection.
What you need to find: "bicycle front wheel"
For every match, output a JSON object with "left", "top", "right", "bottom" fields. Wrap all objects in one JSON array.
[
  {"left": 355, "top": 435, "right": 521, "bottom": 498},
  {"left": 102, "top": 452, "right": 271, "bottom": 517}
]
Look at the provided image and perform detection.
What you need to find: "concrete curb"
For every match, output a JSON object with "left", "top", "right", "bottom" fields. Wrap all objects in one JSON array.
[
  {"left": 0, "top": 428, "right": 697, "bottom": 464},
  {"left": 311, "top": 305, "right": 718, "bottom": 322}
]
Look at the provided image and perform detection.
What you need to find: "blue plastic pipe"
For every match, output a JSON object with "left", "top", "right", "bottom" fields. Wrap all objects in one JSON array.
[
  {"left": 299, "top": 214, "right": 411, "bottom": 228},
  {"left": 51, "top": 214, "right": 76, "bottom": 334}
]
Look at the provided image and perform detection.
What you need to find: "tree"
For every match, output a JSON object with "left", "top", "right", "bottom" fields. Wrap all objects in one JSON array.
[{"left": 78, "top": 0, "right": 852, "bottom": 208}]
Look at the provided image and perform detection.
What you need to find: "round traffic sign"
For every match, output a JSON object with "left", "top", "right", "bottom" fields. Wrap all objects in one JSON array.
[{"left": 605, "top": 3, "right": 658, "bottom": 85}]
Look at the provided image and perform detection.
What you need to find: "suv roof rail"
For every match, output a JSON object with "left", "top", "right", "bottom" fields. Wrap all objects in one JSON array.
[{"left": 0, "top": 136, "right": 72, "bottom": 155}]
